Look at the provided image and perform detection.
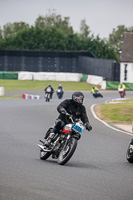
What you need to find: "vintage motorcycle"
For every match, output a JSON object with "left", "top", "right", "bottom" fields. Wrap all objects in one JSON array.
[
  {"left": 38, "top": 114, "right": 85, "bottom": 165},
  {"left": 126, "top": 139, "right": 133, "bottom": 163}
]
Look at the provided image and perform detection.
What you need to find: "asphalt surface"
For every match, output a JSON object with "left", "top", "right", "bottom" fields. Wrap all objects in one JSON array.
[{"left": 0, "top": 91, "right": 133, "bottom": 200}]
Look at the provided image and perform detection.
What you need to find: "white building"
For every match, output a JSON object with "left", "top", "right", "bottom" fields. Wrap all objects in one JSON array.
[{"left": 120, "top": 32, "right": 133, "bottom": 83}]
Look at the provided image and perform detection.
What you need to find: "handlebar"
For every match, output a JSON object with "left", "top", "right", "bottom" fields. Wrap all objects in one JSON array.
[{"left": 65, "top": 113, "right": 81, "bottom": 124}]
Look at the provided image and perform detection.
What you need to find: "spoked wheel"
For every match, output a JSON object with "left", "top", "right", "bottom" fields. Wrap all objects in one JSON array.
[
  {"left": 126, "top": 142, "right": 133, "bottom": 163},
  {"left": 58, "top": 137, "right": 78, "bottom": 165},
  {"left": 40, "top": 150, "right": 51, "bottom": 160}
]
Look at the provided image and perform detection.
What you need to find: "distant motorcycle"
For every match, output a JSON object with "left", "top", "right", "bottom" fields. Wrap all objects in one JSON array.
[
  {"left": 38, "top": 114, "right": 84, "bottom": 165},
  {"left": 44, "top": 86, "right": 52, "bottom": 102},
  {"left": 118, "top": 88, "right": 125, "bottom": 98},
  {"left": 126, "top": 139, "right": 133, "bottom": 163},
  {"left": 56, "top": 89, "right": 63, "bottom": 99},
  {"left": 92, "top": 90, "right": 103, "bottom": 98},
  {"left": 45, "top": 92, "right": 51, "bottom": 102}
]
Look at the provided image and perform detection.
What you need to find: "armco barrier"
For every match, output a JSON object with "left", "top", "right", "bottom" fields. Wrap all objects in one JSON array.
[
  {"left": 18, "top": 72, "right": 34, "bottom": 80},
  {"left": 87, "top": 75, "right": 103, "bottom": 85},
  {"left": 18, "top": 72, "right": 82, "bottom": 82},
  {"left": 22, "top": 94, "right": 40, "bottom": 100}
]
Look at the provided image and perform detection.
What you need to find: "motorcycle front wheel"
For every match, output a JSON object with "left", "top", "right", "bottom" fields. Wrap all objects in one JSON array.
[
  {"left": 40, "top": 150, "right": 51, "bottom": 160},
  {"left": 46, "top": 97, "right": 50, "bottom": 102},
  {"left": 126, "top": 141, "right": 133, "bottom": 163},
  {"left": 58, "top": 137, "right": 78, "bottom": 165}
]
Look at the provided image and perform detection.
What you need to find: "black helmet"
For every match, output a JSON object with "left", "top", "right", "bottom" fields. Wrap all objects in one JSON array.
[{"left": 72, "top": 91, "right": 84, "bottom": 104}]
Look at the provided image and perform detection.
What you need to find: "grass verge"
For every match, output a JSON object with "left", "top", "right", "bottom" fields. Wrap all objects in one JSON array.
[
  {"left": 100, "top": 99, "right": 133, "bottom": 122},
  {"left": 0, "top": 79, "right": 93, "bottom": 91}
]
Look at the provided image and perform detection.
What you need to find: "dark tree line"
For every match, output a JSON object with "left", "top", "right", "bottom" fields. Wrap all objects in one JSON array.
[{"left": 0, "top": 11, "right": 133, "bottom": 62}]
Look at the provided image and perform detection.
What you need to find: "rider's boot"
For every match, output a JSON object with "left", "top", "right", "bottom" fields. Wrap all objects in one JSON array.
[{"left": 45, "top": 132, "right": 55, "bottom": 147}]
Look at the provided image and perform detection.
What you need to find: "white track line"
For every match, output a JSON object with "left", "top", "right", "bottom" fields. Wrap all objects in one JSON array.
[{"left": 90, "top": 104, "right": 133, "bottom": 136}]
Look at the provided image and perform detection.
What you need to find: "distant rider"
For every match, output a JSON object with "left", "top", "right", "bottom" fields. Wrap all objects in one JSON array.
[
  {"left": 44, "top": 85, "right": 54, "bottom": 99},
  {"left": 118, "top": 83, "right": 126, "bottom": 96},
  {"left": 56, "top": 84, "right": 64, "bottom": 97},
  {"left": 91, "top": 86, "right": 99, "bottom": 98}
]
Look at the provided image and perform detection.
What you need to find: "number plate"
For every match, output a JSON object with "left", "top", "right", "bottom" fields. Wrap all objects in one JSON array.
[{"left": 73, "top": 122, "right": 84, "bottom": 133}]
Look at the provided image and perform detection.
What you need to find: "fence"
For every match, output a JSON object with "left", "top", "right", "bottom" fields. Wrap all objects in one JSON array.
[{"left": 0, "top": 50, "right": 119, "bottom": 81}]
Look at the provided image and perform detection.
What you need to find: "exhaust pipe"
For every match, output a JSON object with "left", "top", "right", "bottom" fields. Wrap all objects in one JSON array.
[{"left": 37, "top": 144, "right": 51, "bottom": 152}]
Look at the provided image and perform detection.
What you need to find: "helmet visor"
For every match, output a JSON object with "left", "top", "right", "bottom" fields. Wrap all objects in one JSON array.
[{"left": 74, "top": 96, "right": 83, "bottom": 103}]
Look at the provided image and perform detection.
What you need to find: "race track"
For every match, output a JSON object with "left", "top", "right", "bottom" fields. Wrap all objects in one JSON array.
[{"left": 0, "top": 91, "right": 133, "bottom": 200}]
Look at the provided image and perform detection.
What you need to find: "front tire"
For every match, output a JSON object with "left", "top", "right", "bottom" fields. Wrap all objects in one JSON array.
[
  {"left": 58, "top": 137, "right": 78, "bottom": 165},
  {"left": 40, "top": 150, "right": 51, "bottom": 160}
]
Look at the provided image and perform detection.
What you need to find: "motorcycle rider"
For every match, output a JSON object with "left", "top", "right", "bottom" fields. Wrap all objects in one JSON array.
[
  {"left": 44, "top": 91, "right": 92, "bottom": 148},
  {"left": 56, "top": 84, "right": 64, "bottom": 98},
  {"left": 118, "top": 83, "right": 126, "bottom": 96},
  {"left": 91, "top": 86, "right": 101, "bottom": 98},
  {"left": 44, "top": 85, "right": 54, "bottom": 99},
  {"left": 57, "top": 84, "right": 63, "bottom": 92}
]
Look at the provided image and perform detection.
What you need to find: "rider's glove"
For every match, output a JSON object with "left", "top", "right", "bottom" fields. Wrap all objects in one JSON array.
[
  {"left": 60, "top": 107, "right": 67, "bottom": 115},
  {"left": 85, "top": 122, "right": 92, "bottom": 131}
]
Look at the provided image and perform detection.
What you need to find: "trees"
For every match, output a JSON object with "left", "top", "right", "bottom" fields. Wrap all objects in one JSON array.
[
  {"left": 0, "top": 11, "right": 121, "bottom": 61},
  {"left": 79, "top": 19, "right": 91, "bottom": 39},
  {"left": 35, "top": 10, "right": 73, "bottom": 35},
  {"left": 2, "top": 22, "right": 29, "bottom": 38}
]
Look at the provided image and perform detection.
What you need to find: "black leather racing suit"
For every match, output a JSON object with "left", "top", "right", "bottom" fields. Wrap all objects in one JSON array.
[{"left": 53, "top": 99, "right": 89, "bottom": 134}]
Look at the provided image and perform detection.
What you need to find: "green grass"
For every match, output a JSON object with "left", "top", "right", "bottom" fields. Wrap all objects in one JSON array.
[
  {"left": 100, "top": 100, "right": 133, "bottom": 122},
  {"left": 118, "top": 98, "right": 133, "bottom": 103},
  {"left": 0, "top": 79, "right": 93, "bottom": 91},
  {"left": 0, "top": 95, "right": 21, "bottom": 99}
]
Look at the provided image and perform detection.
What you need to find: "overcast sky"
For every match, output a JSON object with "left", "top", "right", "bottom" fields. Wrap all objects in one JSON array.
[{"left": 0, "top": 0, "right": 133, "bottom": 38}]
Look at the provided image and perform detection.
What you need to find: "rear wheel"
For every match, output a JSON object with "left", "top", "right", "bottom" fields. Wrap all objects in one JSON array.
[
  {"left": 126, "top": 142, "right": 133, "bottom": 163},
  {"left": 40, "top": 150, "right": 51, "bottom": 160},
  {"left": 58, "top": 137, "right": 78, "bottom": 165}
]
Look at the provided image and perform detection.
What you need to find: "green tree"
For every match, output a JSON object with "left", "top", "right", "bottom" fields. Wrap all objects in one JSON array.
[
  {"left": 79, "top": 19, "right": 91, "bottom": 39},
  {"left": 0, "top": 26, "right": 68, "bottom": 51},
  {"left": 3, "top": 22, "right": 29, "bottom": 38},
  {"left": 0, "top": 11, "right": 119, "bottom": 61},
  {"left": 35, "top": 10, "right": 73, "bottom": 35}
]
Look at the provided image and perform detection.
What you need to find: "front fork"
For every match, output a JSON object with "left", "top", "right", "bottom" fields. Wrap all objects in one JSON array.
[{"left": 62, "top": 134, "right": 71, "bottom": 151}]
